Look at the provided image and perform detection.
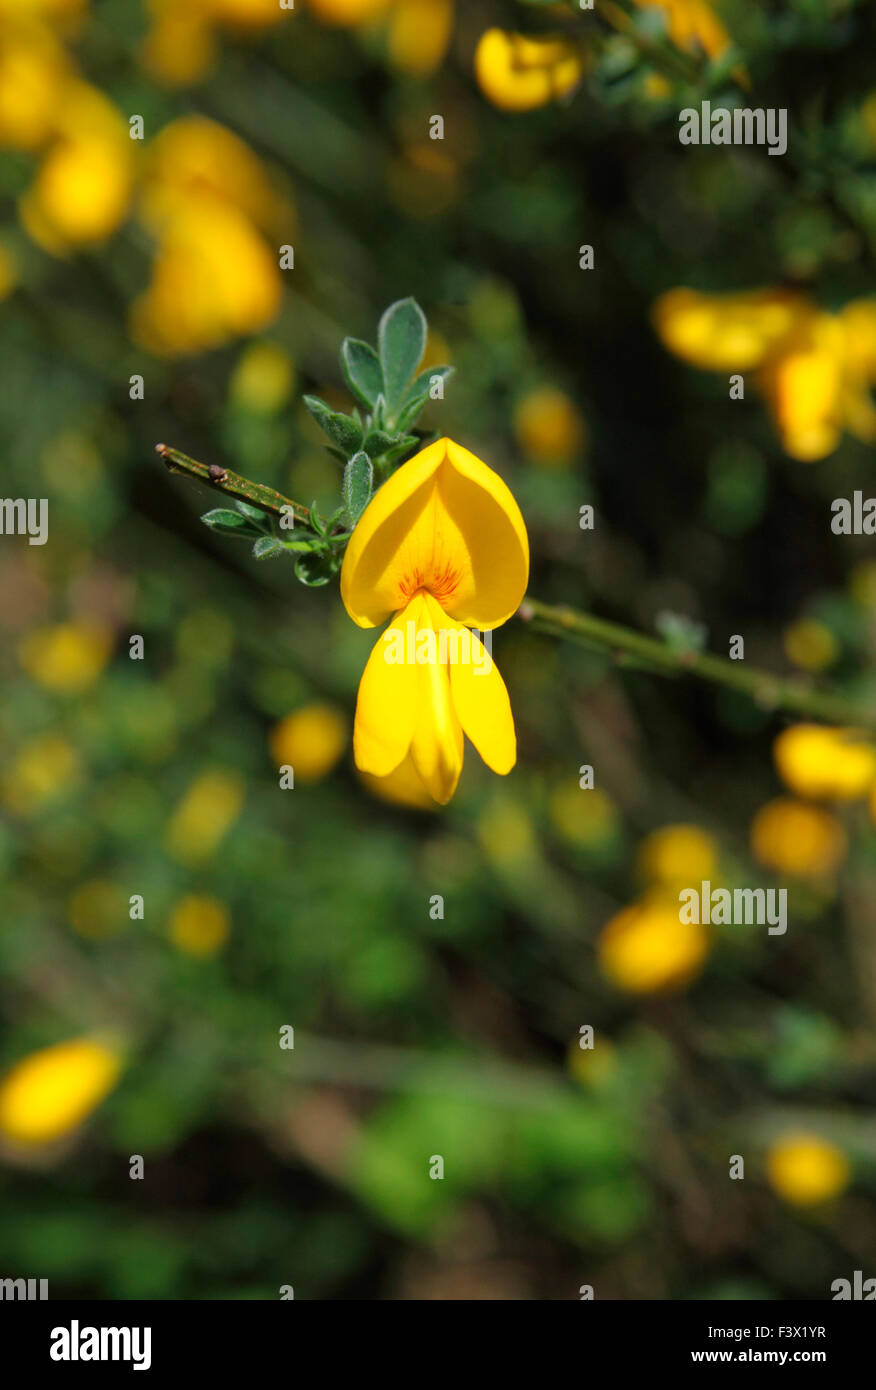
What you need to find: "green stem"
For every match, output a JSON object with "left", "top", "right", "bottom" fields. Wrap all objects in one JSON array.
[
  {"left": 155, "top": 444, "right": 311, "bottom": 526},
  {"left": 520, "top": 597, "right": 876, "bottom": 731},
  {"left": 155, "top": 444, "right": 875, "bottom": 731}
]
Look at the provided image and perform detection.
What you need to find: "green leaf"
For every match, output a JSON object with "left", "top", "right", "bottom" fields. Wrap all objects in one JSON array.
[
  {"left": 340, "top": 338, "right": 384, "bottom": 410},
  {"left": 362, "top": 429, "right": 398, "bottom": 457},
  {"left": 252, "top": 535, "right": 285, "bottom": 560},
  {"left": 295, "top": 551, "right": 334, "bottom": 587},
  {"left": 201, "top": 508, "right": 264, "bottom": 538},
  {"left": 309, "top": 502, "right": 327, "bottom": 538},
  {"left": 407, "top": 364, "right": 453, "bottom": 403},
  {"left": 234, "top": 500, "right": 269, "bottom": 526},
  {"left": 303, "top": 395, "right": 364, "bottom": 454},
  {"left": 343, "top": 450, "right": 374, "bottom": 525},
  {"left": 378, "top": 298, "right": 427, "bottom": 411}
]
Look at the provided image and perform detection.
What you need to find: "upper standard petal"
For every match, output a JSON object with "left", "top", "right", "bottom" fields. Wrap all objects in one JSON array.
[{"left": 340, "top": 438, "right": 529, "bottom": 630}]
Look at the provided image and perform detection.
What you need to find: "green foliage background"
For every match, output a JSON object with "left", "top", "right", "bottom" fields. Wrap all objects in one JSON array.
[{"left": 1, "top": 0, "right": 876, "bottom": 1299}]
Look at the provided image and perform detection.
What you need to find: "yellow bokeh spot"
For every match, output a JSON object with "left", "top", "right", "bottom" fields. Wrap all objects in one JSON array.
[
  {"left": 474, "top": 29, "right": 584, "bottom": 113},
  {"left": 849, "top": 560, "right": 876, "bottom": 609},
  {"left": 598, "top": 893, "right": 708, "bottom": 994},
  {"left": 549, "top": 783, "right": 619, "bottom": 851},
  {"left": 68, "top": 880, "right": 128, "bottom": 939},
  {"left": 19, "top": 620, "right": 112, "bottom": 694},
  {"left": 0, "top": 1038, "right": 122, "bottom": 1146},
  {"left": 514, "top": 387, "right": 585, "bottom": 467},
  {"left": 766, "top": 1132, "right": 850, "bottom": 1207},
  {"left": 0, "top": 22, "right": 72, "bottom": 152},
  {"left": 269, "top": 703, "right": 348, "bottom": 782},
  {"left": 567, "top": 1037, "right": 619, "bottom": 1089},
  {"left": 773, "top": 724, "right": 876, "bottom": 802},
  {"left": 637, "top": 823, "right": 718, "bottom": 890},
  {"left": 477, "top": 797, "right": 537, "bottom": 869},
  {"left": 140, "top": 13, "right": 216, "bottom": 88},
  {"left": 388, "top": 0, "right": 453, "bottom": 77},
  {"left": 230, "top": 341, "right": 296, "bottom": 413},
  {"left": 1, "top": 734, "right": 79, "bottom": 817},
  {"left": 169, "top": 894, "right": 231, "bottom": 958},
  {"left": 750, "top": 798, "right": 847, "bottom": 879},
  {"left": 783, "top": 618, "right": 838, "bottom": 673},
  {"left": 165, "top": 769, "right": 245, "bottom": 864}
]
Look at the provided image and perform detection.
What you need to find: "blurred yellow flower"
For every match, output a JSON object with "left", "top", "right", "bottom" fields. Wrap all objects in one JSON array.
[
  {"left": 750, "top": 798, "right": 847, "bottom": 879},
  {"left": 132, "top": 199, "right": 282, "bottom": 356},
  {"left": 849, "top": 560, "right": 876, "bottom": 609},
  {"left": 68, "top": 880, "right": 128, "bottom": 939},
  {"left": 307, "top": 0, "right": 391, "bottom": 26},
  {"left": 548, "top": 783, "right": 620, "bottom": 851},
  {"left": 341, "top": 438, "right": 529, "bottom": 804},
  {"left": 269, "top": 703, "right": 348, "bottom": 782},
  {"left": 230, "top": 341, "right": 296, "bottom": 413},
  {"left": 141, "top": 0, "right": 291, "bottom": 87},
  {"left": 766, "top": 1132, "right": 850, "bottom": 1207},
  {"left": 773, "top": 724, "right": 876, "bottom": 801},
  {"left": 2, "top": 734, "right": 79, "bottom": 817},
  {"left": 133, "top": 117, "right": 286, "bottom": 355},
  {"left": 0, "top": 1037, "right": 122, "bottom": 1146},
  {"left": 386, "top": 0, "right": 453, "bottom": 77},
  {"left": 598, "top": 893, "right": 708, "bottom": 993},
  {"left": 0, "top": 21, "right": 73, "bottom": 151},
  {"left": 637, "top": 823, "right": 718, "bottom": 890},
  {"left": 474, "top": 30, "right": 584, "bottom": 113},
  {"left": 139, "top": 116, "right": 283, "bottom": 234},
  {"left": 169, "top": 894, "right": 231, "bottom": 957},
  {"left": 476, "top": 797, "right": 537, "bottom": 869},
  {"left": 632, "top": 0, "right": 732, "bottom": 63},
  {"left": 782, "top": 617, "right": 838, "bottom": 673},
  {"left": 18, "top": 80, "right": 134, "bottom": 253},
  {"left": 514, "top": 387, "right": 585, "bottom": 467},
  {"left": 165, "top": 769, "right": 245, "bottom": 864},
  {"left": 653, "top": 289, "right": 876, "bottom": 461},
  {"left": 19, "top": 620, "right": 112, "bottom": 693}
]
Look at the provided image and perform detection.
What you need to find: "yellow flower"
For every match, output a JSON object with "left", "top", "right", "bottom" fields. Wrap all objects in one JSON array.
[
  {"left": 750, "top": 798, "right": 847, "bottom": 879},
  {"left": 19, "top": 620, "right": 112, "bottom": 693},
  {"left": 766, "top": 1132, "right": 850, "bottom": 1207},
  {"left": 140, "top": 10, "right": 216, "bottom": 88},
  {"left": 1, "top": 734, "right": 79, "bottom": 817},
  {"left": 131, "top": 198, "right": 282, "bottom": 356},
  {"left": 18, "top": 81, "right": 133, "bottom": 254},
  {"left": 357, "top": 752, "right": 439, "bottom": 809},
  {"left": 474, "top": 29, "right": 584, "bottom": 113},
  {"left": 637, "top": 823, "right": 718, "bottom": 890},
  {"left": 782, "top": 618, "right": 838, "bottom": 673},
  {"left": 513, "top": 387, "right": 585, "bottom": 467},
  {"left": 653, "top": 289, "right": 876, "bottom": 461},
  {"left": 773, "top": 725, "right": 876, "bottom": 802},
  {"left": 632, "top": 0, "right": 732, "bottom": 63},
  {"left": 139, "top": 116, "right": 282, "bottom": 234},
  {"left": 598, "top": 893, "right": 708, "bottom": 993},
  {"left": 169, "top": 894, "right": 231, "bottom": 957},
  {"left": 341, "top": 437, "right": 529, "bottom": 804},
  {"left": 165, "top": 769, "right": 245, "bottom": 863},
  {"left": 0, "top": 21, "right": 73, "bottom": 152},
  {"left": 387, "top": 0, "right": 453, "bottom": 76},
  {"left": 0, "top": 1038, "right": 122, "bottom": 1146},
  {"left": 269, "top": 703, "right": 348, "bottom": 782}
]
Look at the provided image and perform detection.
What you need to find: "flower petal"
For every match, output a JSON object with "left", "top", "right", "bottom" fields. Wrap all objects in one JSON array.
[
  {"left": 352, "top": 600, "right": 420, "bottom": 776},
  {"left": 340, "top": 438, "right": 529, "bottom": 631},
  {"left": 445, "top": 619, "right": 517, "bottom": 775}
]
